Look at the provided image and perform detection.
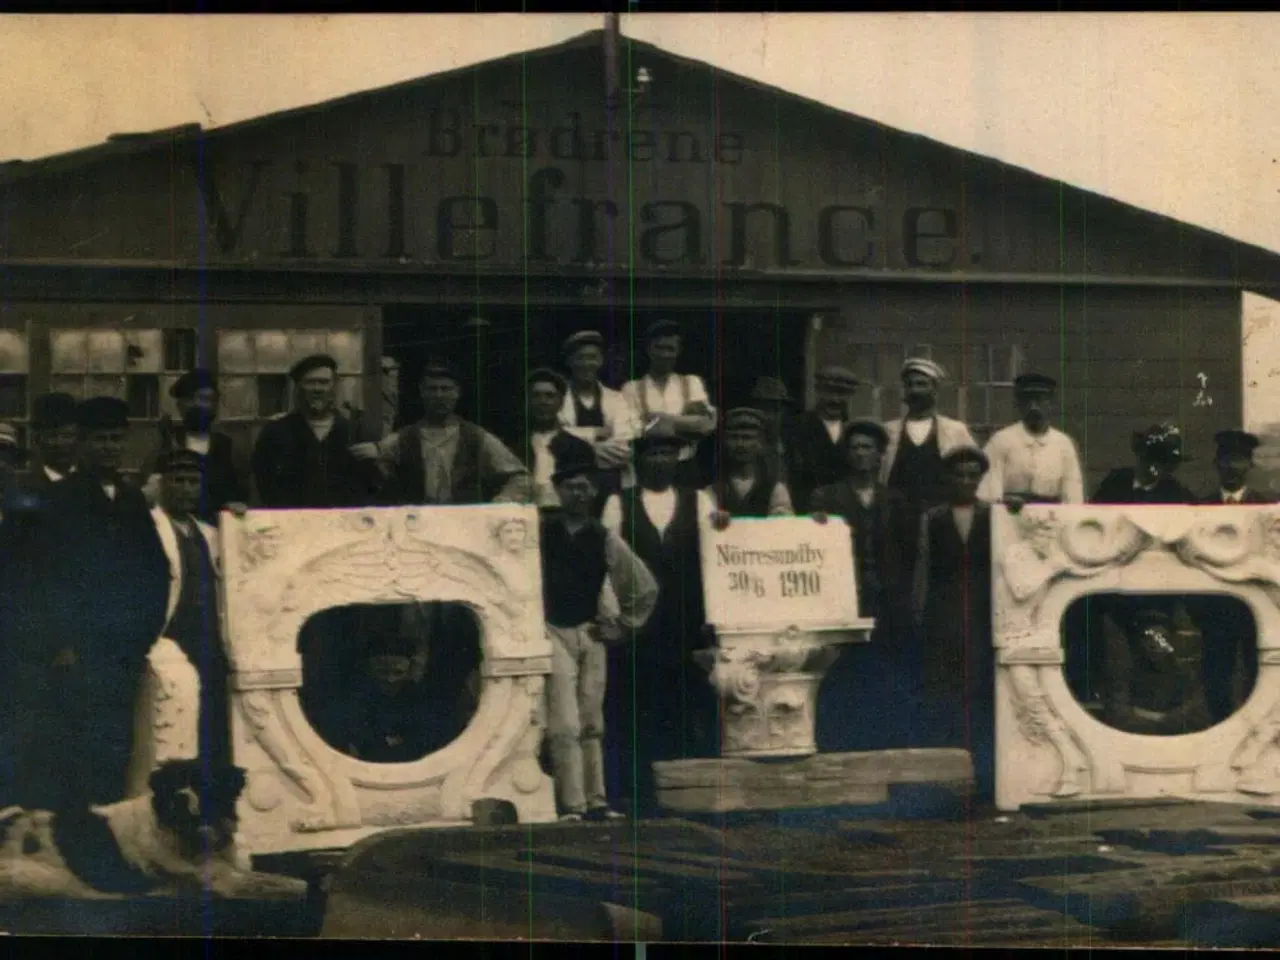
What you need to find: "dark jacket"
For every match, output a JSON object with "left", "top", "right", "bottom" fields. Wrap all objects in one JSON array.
[
  {"left": 1092, "top": 468, "right": 1196, "bottom": 505},
  {"left": 147, "top": 428, "right": 247, "bottom": 522},
  {"left": 252, "top": 411, "right": 376, "bottom": 509},
  {"left": 786, "top": 412, "right": 848, "bottom": 515},
  {"left": 809, "top": 480, "right": 909, "bottom": 627},
  {"left": 1199, "top": 485, "right": 1273, "bottom": 504}
]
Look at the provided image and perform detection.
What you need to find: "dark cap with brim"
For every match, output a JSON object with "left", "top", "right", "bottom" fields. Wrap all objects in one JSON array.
[
  {"left": 1014, "top": 372, "right": 1058, "bottom": 394},
  {"left": 724, "top": 408, "right": 766, "bottom": 433},
  {"left": 942, "top": 445, "right": 990, "bottom": 472},
  {"left": 549, "top": 432, "right": 598, "bottom": 484},
  {"left": 562, "top": 330, "right": 606, "bottom": 357},
  {"left": 289, "top": 354, "right": 338, "bottom": 382},
  {"left": 841, "top": 419, "right": 889, "bottom": 451},
  {"left": 156, "top": 448, "right": 207, "bottom": 476},
  {"left": 32, "top": 392, "right": 79, "bottom": 431},
  {"left": 76, "top": 396, "right": 130, "bottom": 431},
  {"left": 815, "top": 366, "right": 861, "bottom": 396},
  {"left": 1215, "top": 429, "right": 1260, "bottom": 458},
  {"left": 644, "top": 319, "right": 682, "bottom": 342},
  {"left": 528, "top": 367, "right": 568, "bottom": 394},
  {"left": 420, "top": 359, "right": 462, "bottom": 385}
]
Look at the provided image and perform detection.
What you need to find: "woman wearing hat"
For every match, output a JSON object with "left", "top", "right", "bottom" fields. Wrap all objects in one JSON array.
[
  {"left": 1092, "top": 424, "right": 1196, "bottom": 505},
  {"left": 559, "top": 330, "right": 641, "bottom": 516},
  {"left": 620, "top": 319, "right": 717, "bottom": 488}
]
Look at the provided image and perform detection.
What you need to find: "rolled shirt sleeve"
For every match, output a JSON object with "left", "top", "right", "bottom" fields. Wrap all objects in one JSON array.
[
  {"left": 479, "top": 431, "right": 532, "bottom": 503},
  {"left": 602, "top": 530, "right": 659, "bottom": 631}
]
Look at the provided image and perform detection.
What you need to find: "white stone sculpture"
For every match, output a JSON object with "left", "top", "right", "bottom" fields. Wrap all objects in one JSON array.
[
  {"left": 994, "top": 504, "right": 1280, "bottom": 811},
  {"left": 126, "top": 638, "right": 202, "bottom": 799},
  {"left": 219, "top": 505, "right": 556, "bottom": 857}
]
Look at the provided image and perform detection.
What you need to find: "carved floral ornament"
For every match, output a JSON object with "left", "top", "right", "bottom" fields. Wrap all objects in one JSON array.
[{"left": 992, "top": 505, "right": 1280, "bottom": 811}]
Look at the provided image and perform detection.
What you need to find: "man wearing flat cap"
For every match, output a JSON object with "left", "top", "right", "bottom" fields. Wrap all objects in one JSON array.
[
  {"left": 147, "top": 448, "right": 235, "bottom": 769},
  {"left": 910, "top": 445, "right": 997, "bottom": 803},
  {"left": 560, "top": 330, "right": 641, "bottom": 515},
  {"left": 252, "top": 353, "right": 379, "bottom": 509},
  {"left": 810, "top": 420, "right": 913, "bottom": 753},
  {"left": 978, "top": 373, "right": 1084, "bottom": 508},
  {"left": 358, "top": 359, "right": 528, "bottom": 506},
  {"left": 143, "top": 368, "right": 247, "bottom": 524},
  {"left": 520, "top": 367, "right": 576, "bottom": 509},
  {"left": 27, "top": 392, "right": 79, "bottom": 489},
  {"left": 2, "top": 396, "right": 171, "bottom": 809},
  {"left": 621, "top": 319, "right": 717, "bottom": 488},
  {"left": 748, "top": 375, "right": 796, "bottom": 482},
  {"left": 539, "top": 433, "right": 657, "bottom": 822},
  {"left": 882, "top": 358, "right": 976, "bottom": 578},
  {"left": 713, "top": 407, "right": 793, "bottom": 518},
  {"left": 601, "top": 432, "right": 718, "bottom": 817},
  {"left": 1203, "top": 429, "right": 1270, "bottom": 505},
  {"left": 788, "top": 366, "right": 861, "bottom": 515}
]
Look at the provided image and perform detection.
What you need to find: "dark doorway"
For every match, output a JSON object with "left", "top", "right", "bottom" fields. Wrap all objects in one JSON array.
[{"left": 381, "top": 305, "right": 809, "bottom": 456}]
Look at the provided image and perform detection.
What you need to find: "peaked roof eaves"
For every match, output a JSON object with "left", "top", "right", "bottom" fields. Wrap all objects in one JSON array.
[{"left": 3, "top": 26, "right": 1278, "bottom": 267}]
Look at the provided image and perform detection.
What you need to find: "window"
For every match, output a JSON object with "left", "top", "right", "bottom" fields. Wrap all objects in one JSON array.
[
  {"left": 0, "top": 331, "right": 30, "bottom": 425},
  {"left": 49, "top": 327, "right": 198, "bottom": 420},
  {"left": 216, "top": 329, "right": 365, "bottom": 421}
]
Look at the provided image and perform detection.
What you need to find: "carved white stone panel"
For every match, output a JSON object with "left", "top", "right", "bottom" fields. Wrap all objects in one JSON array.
[
  {"left": 219, "top": 505, "right": 556, "bottom": 856},
  {"left": 994, "top": 504, "right": 1280, "bottom": 811}
]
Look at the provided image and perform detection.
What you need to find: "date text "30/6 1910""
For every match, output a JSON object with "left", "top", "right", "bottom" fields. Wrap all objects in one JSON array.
[{"left": 728, "top": 570, "right": 822, "bottom": 599}]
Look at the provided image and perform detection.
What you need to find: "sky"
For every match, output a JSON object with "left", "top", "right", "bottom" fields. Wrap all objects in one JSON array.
[{"left": 4, "top": 12, "right": 1280, "bottom": 423}]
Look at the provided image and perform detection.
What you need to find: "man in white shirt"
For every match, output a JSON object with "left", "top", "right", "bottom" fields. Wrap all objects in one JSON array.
[
  {"left": 977, "top": 373, "right": 1084, "bottom": 507},
  {"left": 560, "top": 330, "right": 640, "bottom": 515},
  {"left": 620, "top": 319, "right": 717, "bottom": 488}
]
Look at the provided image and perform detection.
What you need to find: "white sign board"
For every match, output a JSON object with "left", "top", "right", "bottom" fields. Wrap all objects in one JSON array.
[{"left": 699, "top": 515, "right": 862, "bottom": 632}]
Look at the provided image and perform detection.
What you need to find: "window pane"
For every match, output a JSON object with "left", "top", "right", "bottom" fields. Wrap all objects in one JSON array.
[
  {"left": 847, "top": 343, "right": 878, "bottom": 386},
  {"left": 880, "top": 383, "right": 903, "bottom": 417},
  {"left": 968, "top": 344, "right": 990, "bottom": 385},
  {"left": 162, "top": 328, "right": 197, "bottom": 372},
  {"left": 328, "top": 331, "right": 364, "bottom": 374},
  {"left": 51, "top": 331, "right": 88, "bottom": 375},
  {"left": 934, "top": 346, "right": 961, "bottom": 385},
  {"left": 159, "top": 375, "right": 183, "bottom": 419},
  {"left": 126, "top": 374, "right": 160, "bottom": 420},
  {"left": 218, "top": 332, "right": 255, "bottom": 374},
  {"left": 289, "top": 332, "right": 327, "bottom": 362},
  {"left": 0, "top": 375, "right": 27, "bottom": 418},
  {"left": 990, "top": 385, "right": 1016, "bottom": 426},
  {"left": 86, "top": 331, "right": 126, "bottom": 374},
  {"left": 990, "top": 345, "right": 1014, "bottom": 385},
  {"left": 84, "top": 375, "right": 126, "bottom": 400},
  {"left": 124, "top": 330, "right": 163, "bottom": 374},
  {"left": 218, "top": 376, "right": 258, "bottom": 420},
  {"left": 254, "top": 331, "right": 292, "bottom": 373},
  {"left": 257, "top": 374, "right": 291, "bottom": 419},
  {"left": 49, "top": 377, "right": 85, "bottom": 401},
  {"left": 908, "top": 343, "right": 933, "bottom": 362},
  {"left": 936, "top": 383, "right": 960, "bottom": 419},
  {"left": 0, "top": 332, "right": 28, "bottom": 375},
  {"left": 337, "top": 376, "right": 363, "bottom": 412}
]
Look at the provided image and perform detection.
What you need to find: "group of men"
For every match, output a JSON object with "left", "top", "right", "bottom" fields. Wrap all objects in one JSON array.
[{"left": 0, "top": 314, "right": 1269, "bottom": 821}]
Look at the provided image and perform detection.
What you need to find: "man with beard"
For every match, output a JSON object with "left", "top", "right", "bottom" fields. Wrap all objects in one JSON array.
[
  {"left": 5, "top": 397, "right": 170, "bottom": 809},
  {"left": 882, "top": 358, "right": 976, "bottom": 578},
  {"left": 787, "top": 366, "right": 860, "bottom": 514},
  {"left": 713, "top": 407, "right": 793, "bottom": 518},
  {"left": 252, "top": 354, "right": 379, "bottom": 509},
  {"left": 621, "top": 320, "right": 717, "bottom": 488},
  {"left": 559, "top": 330, "right": 639, "bottom": 516},
  {"left": 911, "top": 446, "right": 996, "bottom": 804},
  {"left": 144, "top": 369, "right": 247, "bottom": 523},
  {"left": 978, "top": 373, "right": 1084, "bottom": 507},
  {"left": 601, "top": 434, "right": 717, "bottom": 817},
  {"left": 149, "top": 448, "right": 235, "bottom": 768},
  {"left": 540, "top": 434, "right": 657, "bottom": 822},
  {"left": 1199, "top": 430, "right": 1270, "bottom": 724},
  {"left": 810, "top": 420, "right": 912, "bottom": 753}
]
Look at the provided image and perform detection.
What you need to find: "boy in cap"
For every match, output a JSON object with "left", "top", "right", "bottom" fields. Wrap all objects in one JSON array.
[
  {"left": 788, "top": 365, "right": 860, "bottom": 514},
  {"left": 810, "top": 419, "right": 912, "bottom": 753},
  {"left": 144, "top": 369, "right": 247, "bottom": 522},
  {"left": 560, "top": 330, "right": 641, "bottom": 515},
  {"left": 621, "top": 319, "right": 717, "bottom": 488},
  {"left": 713, "top": 407, "right": 793, "bottom": 518},
  {"left": 882, "top": 358, "right": 976, "bottom": 576},
  {"left": 1203, "top": 429, "right": 1270, "bottom": 504},
  {"left": 977, "top": 373, "right": 1084, "bottom": 507},
  {"left": 9, "top": 396, "right": 171, "bottom": 809},
  {"left": 540, "top": 433, "right": 658, "bottom": 821},
  {"left": 601, "top": 433, "right": 718, "bottom": 817},
  {"left": 150, "top": 448, "right": 235, "bottom": 768},
  {"left": 356, "top": 359, "right": 528, "bottom": 506},
  {"left": 252, "top": 353, "right": 379, "bottom": 508},
  {"left": 910, "top": 445, "right": 996, "bottom": 804}
]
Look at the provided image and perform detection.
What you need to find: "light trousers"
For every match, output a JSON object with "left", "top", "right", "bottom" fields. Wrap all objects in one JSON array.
[{"left": 546, "top": 623, "right": 609, "bottom": 814}]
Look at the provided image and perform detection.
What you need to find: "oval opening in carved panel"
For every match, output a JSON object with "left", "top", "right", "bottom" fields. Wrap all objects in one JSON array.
[
  {"left": 297, "top": 601, "right": 483, "bottom": 764},
  {"left": 1061, "top": 592, "right": 1257, "bottom": 736}
]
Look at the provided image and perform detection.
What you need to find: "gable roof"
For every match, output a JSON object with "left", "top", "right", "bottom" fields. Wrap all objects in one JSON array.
[{"left": 3, "top": 27, "right": 1278, "bottom": 272}]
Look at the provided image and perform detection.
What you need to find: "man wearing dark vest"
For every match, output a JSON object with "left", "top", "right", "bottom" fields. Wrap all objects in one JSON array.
[
  {"left": 788, "top": 366, "right": 861, "bottom": 515},
  {"left": 911, "top": 445, "right": 996, "bottom": 804},
  {"left": 559, "top": 330, "right": 639, "bottom": 517},
  {"left": 810, "top": 420, "right": 912, "bottom": 753},
  {"left": 1199, "top": 430, "right": 1269, "bottom": 724},
  {"left": 523, "top": 367, "right": 573, "bottom": 509},
  {"left": 252, "top": 354, "right": 378, "bottom": 509},
  {"left": 359, "top": 359, "right": 528, "bottom": 506},
  {"left": 621, "top": 320, "right": 717, "bottom": 489},
  {"left": 143, "top": 369, "right": 248, "bottom": 523},
  {"left": 715, "top": 407, "right": 793, "bottom": 518},
  {"left": 8, "top": 397, "right": 170, "bottom": 809},
  {"left": 150, "top": 448, "right": 234, "bottom": 768},
  {"left": 601, "top": 434, "right": 717, "bottom": 817},
  {"left": 883, "top": 358, "right": 976, "bottom": 579},
  {"left": 541, "top": 433, "right": 658, "bottom": 822}
]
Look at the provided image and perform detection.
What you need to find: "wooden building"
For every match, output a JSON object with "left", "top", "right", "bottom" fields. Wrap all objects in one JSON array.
[{"left": 1, "top": 29, "right": 1278, "bottom": 493}]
